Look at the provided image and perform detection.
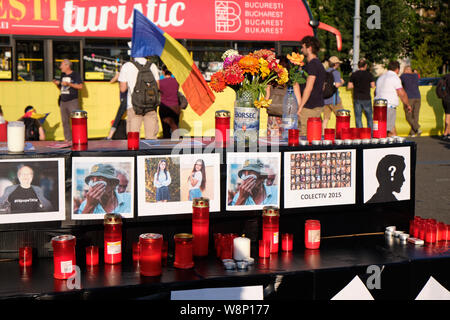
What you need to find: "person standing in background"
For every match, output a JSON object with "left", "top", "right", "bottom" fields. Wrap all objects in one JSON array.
[
  {"left": 348, "top": 59, "right": 376, "bottom": 129},
  {"left": 158, "top": 66, "right": 180, "bottom": 139},
  {"left": 322, "top": 56, "right": 345, "bottom": 131},
  {"left": 400, "top": 66, "right": 422, "bottom": 137},
  {"left": 52, "top": 59, "right": 83, "bottom": 142}
]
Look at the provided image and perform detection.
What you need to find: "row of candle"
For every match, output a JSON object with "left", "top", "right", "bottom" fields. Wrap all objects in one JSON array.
[{"left": 409, "top": 217, "right": 449, "bottom": 243}]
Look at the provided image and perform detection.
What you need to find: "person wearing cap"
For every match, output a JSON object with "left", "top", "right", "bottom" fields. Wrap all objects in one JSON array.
[
  {"left": 52, "top": 59, "right": 83, "bottom": 142},
  {"left": 229, "top": 159, "right": 278, "bottom": 206},
  {"left": 348, "top": 59, "right": 376, "bottom": 129},
  {"left": 77, "top": 163, "right": 131, "bottom": 214},
  {"left": 375, "top": 61, "right": 411, "bottom": 137},
  {"left": 18, "top": 106, "right": 46, "bottom": 141},
  {"left": 322, "top": 56, "right": 345, "bottom": 131}
]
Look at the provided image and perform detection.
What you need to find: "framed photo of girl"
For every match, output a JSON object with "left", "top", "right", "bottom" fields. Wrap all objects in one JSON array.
[
  {"left": 137, "top": 153, "right": 221, "bottom": 216},
  {"left": 71, "top": 157, "right": 135, "bottom": 220},
  {"left": 0, "top": 158, "right": 65, "bottom": 224}
]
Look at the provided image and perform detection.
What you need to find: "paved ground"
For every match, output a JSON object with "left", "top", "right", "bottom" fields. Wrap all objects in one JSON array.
[{"left": 410, "top": 136, "right": 450, "bottom": 223}]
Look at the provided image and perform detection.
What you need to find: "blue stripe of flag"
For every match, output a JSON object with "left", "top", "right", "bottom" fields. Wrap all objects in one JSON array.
[{"left": 131, "top": 10, "right": 165, "bottom": 58}]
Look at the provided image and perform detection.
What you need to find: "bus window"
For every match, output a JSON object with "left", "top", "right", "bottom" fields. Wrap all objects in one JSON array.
[
  {"left": 16, "top": 40, "right": 44, "bottom": 81},
  {"left": 53, "top": 41, "right": 81, "bottom": 79}
]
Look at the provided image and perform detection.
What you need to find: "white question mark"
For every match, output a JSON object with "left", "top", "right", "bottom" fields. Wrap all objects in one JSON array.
[{"left": 388, "top": 166, "right": 396, "bottom": 181}]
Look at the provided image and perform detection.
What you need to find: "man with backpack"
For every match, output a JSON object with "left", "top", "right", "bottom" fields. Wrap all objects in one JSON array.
[
  {"left": 322, "top": 56, "right": 345, "bottom": 132},
  {"left": 118, "top": 56, "right": 160, "bottom": 139},
  {"left": 297, "top": 36, "right": 326, "bottom": 136},
  {"left": 436, "top": 73, "right": 450, "bottom": 140}
]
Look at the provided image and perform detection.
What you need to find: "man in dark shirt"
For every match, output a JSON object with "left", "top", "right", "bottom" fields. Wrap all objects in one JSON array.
[
  {"left": 400, "top": 66, "right": 421, "bottom": 136},
  {"left": 0, "top": 165, "right": 52, "bottom": 213},
  {"left": 297, "top": 36, "right": 326, "bottom": 136},
  {"left": 348, "top": 60, "right": 375, "bottom": 129},
  {"left": 52, "top": 59, "right": 83, "bottom": 142}
]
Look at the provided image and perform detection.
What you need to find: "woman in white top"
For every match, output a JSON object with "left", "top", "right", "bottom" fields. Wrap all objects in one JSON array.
[
  {"left": 154, "top": 159, "right": 171, "bottom": 202},
  {"left": 188, "top": 159, "right": 206, "bottom": 201}
]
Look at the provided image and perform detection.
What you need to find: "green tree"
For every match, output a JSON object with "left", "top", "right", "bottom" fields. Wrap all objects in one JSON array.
[{"left": 410, "top": 37, "right": 442, "bottom": 77}]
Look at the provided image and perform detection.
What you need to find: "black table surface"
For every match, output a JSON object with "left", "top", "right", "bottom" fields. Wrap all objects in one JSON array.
[{"left": 1, "top": 234, "right": 448, "bottom": 300}]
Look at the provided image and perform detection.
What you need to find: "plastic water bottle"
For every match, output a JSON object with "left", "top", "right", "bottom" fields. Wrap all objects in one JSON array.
[{"left": 281, "top": 87, "right": 298, "bottom": 140}]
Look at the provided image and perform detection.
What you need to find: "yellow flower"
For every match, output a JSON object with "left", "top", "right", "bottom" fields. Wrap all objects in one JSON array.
[
  {"left": 259, "top": 58, "right": 270, "bottom": 78},
  {"left": 277, "top": 67, "right": 289, "bottom": 84},
  {"left": 287, "top": 52, "right": 305, "bottom": 66},
  {"left": 254, "top": 97, "right": 272, "bottom": 108}
]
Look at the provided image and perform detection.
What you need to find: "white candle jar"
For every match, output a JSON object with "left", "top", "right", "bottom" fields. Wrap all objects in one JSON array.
[{"left": 7, "top": 121, "right": 25, "bottom": 153}]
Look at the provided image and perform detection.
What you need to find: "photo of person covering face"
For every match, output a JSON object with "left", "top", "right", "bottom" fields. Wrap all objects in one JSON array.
[
  {"left": 72, "top": 157, "right": 134, "bottom": 220},
  {"left": 0, "top": 158, "right": 65, "bottom": 224}
]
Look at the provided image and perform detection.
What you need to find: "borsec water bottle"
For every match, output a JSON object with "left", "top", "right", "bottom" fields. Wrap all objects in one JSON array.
[{"left": 281, "top": 87, "right": 298, "bottom": 140}]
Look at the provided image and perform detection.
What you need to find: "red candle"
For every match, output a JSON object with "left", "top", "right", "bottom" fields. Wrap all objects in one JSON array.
[
  {"left": 335, "top": 109, "right": 350, "bottom": 139},
  {"left": 219, "top": 234, "right": 237, "bottom": 260},
  {"left": 162, "top": 240, "right": 168, "bottom": 266},
  {"left": 350, "top": 127, "right": 359, "bottom": 139},
  {"left": 104, "top": 214, "right": 122, "bottom": 264},
  {"left": 324, "top": 128, "right": 335, "bottom": 142},
  {"left": 341, "top": 127, "right": 352, "bottom": 140},
  {"left": 288, "top": 129, "right": 299, "bottom": 146},
  {"left": 359, "top": 127, "right": 371, "bottom": 139},
  {"left": 86, "top": 245, "right": 99, "bottom": 266},
  {"left": 19, "top": 246, "right": 32, "bottom": 267},
  {"left": 174, "top": 233, "right": 194, "bottom": 269},
  {"left": 139, "top": 233, "right": 163, "bottom": 277},
  {"left": 127, "top": 131, "right": 140, "bottom": 150},
  {"left": 262, "top": 206, "right": 280, "bottom": 253},
  {"left": 409, "top": 219, "right": 415, "bottom": 236},
  {"left": 215, "top": 110, "right": 230, "bottom": 148},
  {"left": 52, "top": 235, "right": 76, "bottom": 280},
  {"left": 413, "top": 217, "right": 422, "bottom": 238},
  {"left": 305, "top": 220, "right": 321, "bottom": 249},
  {"left": 192, "top": 198, "right": 209, "bottom": 257},
  {"left": 214, "top": 233, "right": 223, "bottom": 258},
  {"left": 425, "top": 222, "right": 437, "bottom": 243},
  {"left": 373, "top": 99, "right": 387, "bottom": 138},
  {"left": 437, "top": 223, "right": 446, "bottom": 242},
  {"left": 0, "top": 122, "right": 7, "bottom": 142},
  {"left": 446, "top": 225, "right": 450, "bottom": 241},
  {"left": 132, "top": 242, "right": 140, "bottom": 262},
  {"left": 258, "top": 240, "right": 270, "bottom": 258},
  {"left": 419, "top": 221, "right": 426, "bottom": 240},
  {"left": 71, "top": 110, "right": 88, "bottom": 145},
  {"left": 281, "top": 233, "right": 293, "bottom": 252},
  {"left": 307, "top": 117, "right": 322, "bottom": 144}
]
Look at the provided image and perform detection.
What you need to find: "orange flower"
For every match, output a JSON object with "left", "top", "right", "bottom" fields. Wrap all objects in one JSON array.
[
  {"left": 209, "top": 71, "right": 227, "bottom": 92},
  {"left": 287, "top": 52, "right": 305, "bottom": 66},
  {"left": 238, "top": 56, "right": 260, "bottom": 75}
]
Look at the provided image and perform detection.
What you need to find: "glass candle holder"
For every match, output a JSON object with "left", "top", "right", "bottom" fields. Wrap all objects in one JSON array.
[
  {"left": 258, "top": 240, "right": 270, "bottom": 258},
  {"left": 86, "top": 245, "right": 99, "bottom": 266},
  {"left": 288, "top": 129, "right": 299, "bottom": 146},
  {"left": 305, "top": 220, "right": 321, "bottom": 249},
  {"left": 127, "top": 131, "right": 140, "bottom": 150},
  {"left": 281, "top": 233, "right": 293, "bottom": 252},
  {"left": 262, "top": 206, "right": 280, "bottom": 253},
  {"left": 215, "top": 110, "right": 230, "bottom": 148},
  {"left": 7, "top": 121, "right": 25, "bottom": 152},
  {"left": 324, "top": 128, "right": 335, "bottom": 142},
  {"left": 19, "top": 246, "right": 32, "bottom": 267},
  {"left": 350, "top": 127, "right": 359, "bottom": 139},
  {"left": 173, "top": 233, "right": 194, "bottom": 269},
  {"left": 307, "top": 117, "right": 322, "bottom": 144},
  {"left": 219, "top": 234, "right": 237, "bottom": 260},
  {"left": 51, "top": 235, "right": 76, "bottom": 280},
  {"left": 373, "top": 99, "right": 387, "bottom": 138},
  {"left": 359, "top": 127, "right": 372, "bottom": 139},
  {"left": 341, "top": 127, "right": 352, "bottom": 140},
  {"left": 0, "top": 120, "right": 7, "bottom": 142},
  {"left": 437, "top": 223, "right": 446, "bottom": 242},
  {"left": 425, "top": 222, "right": 437, "bottom": 243},
  {"left": 139, "top": 233, "right": 163, "bottom": 277},
  {"left": 104, "top": 213, "right": 122, "bottom": 264},
  {"left": 132, "top": 242, "right": 140, "bottom": 262},
  {"left": 71, "top": 110, "right": 88, "bottom": 145},
  {"left": 335, "top": 109, "right": 350, "bottom": 139},
  {"left": 192, "top": 197, "right": 209, "bottom": 257}
]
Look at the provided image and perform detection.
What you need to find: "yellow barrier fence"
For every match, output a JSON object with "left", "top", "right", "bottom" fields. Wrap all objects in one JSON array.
[{"left": 0, "top": 82, "right": 446, "bottom": 140}]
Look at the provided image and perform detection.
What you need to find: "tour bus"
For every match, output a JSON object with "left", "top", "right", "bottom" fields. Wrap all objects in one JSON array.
[{"left": 0, "top": 0, "right": 341, "bottom": 82}]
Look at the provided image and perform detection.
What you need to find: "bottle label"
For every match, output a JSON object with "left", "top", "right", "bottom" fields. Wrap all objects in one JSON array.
[
  {"left": 107, "top": 241, "right": 122, "bottom": 255},
  {"left": 273, "top": 232, "right": 279, "bottom": 244},
  {"left": 61, "top": 260, "right": 73, "bottom": 273},
  {"left": 373, "top": 120, "right": 378, "bottom": 131},
  {"left": 308, "top": 230, "right": 320, "bottom": 243}
]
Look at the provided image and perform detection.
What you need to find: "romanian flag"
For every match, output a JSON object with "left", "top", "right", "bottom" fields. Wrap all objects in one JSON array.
[{"left": 131, "top": 9, "right": 215, "bottom": 116}]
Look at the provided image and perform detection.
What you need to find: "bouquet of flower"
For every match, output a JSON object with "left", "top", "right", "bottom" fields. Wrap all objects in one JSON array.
[
  {"left": 287, "top": 52, "right": 308, "bottom": 85},
  {"left": 209, "top": 49, "right": 289, "bottom": 108}
]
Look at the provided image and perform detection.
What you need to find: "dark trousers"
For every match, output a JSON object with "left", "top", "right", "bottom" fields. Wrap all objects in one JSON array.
[
  {"left": 404, "top": 98, "right": 421, "bottom": 133},
  {"left": 60, "top": 98, "right": 79, "bottom": 141}
]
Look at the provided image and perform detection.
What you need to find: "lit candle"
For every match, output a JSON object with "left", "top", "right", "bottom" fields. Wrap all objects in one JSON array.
[
  {"left": 192, "top": 198, "right": 209, "bottom": 257},
  {"left": 51, "top": 235, "right": 76, "bottom": 280},
  {"left": 139, "top": 233, "right": 163, "bottom": 277},
  {"left": 85, "top": 245, "right": 99, "bottom": 266},
  {"left": 104, "top": 213, "right": 122, "bottom": 264},
  {"left": 262, "top": 206, "right": 280, "bottom": 253},
  {"left": 233, "top": 235, "right": 251, "bottom": 261},
  {"left": 281, "top": 233, "right": 293, "bottom": 252}
]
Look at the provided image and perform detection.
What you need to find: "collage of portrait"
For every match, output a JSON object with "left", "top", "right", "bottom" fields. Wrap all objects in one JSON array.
[{"left": 289, "top": 151, "right": 352, "bottom": 190}]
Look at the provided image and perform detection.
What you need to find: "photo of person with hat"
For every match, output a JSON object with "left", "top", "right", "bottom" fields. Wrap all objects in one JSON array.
[
  {"left": 228, "top": 158, "right": 279, "bottom": 207},
  {"left": 76, "top": 163, "right": 132, "bottom": 214}
]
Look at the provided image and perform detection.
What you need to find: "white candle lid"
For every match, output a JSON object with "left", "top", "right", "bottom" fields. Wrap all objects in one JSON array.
[{"left": 7, "top": 121, "right": 24, "bottom": 127}]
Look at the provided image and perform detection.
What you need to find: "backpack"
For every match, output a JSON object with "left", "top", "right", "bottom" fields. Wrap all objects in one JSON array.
[
  {"left": 131, "top": 60, "right": 160, "bottom": 115},
  {"left": 22, "top": 118, "right": 40, "bottom": 141},
  {"left": 323, "top": 70, "right": 337, "bottom": 99},
  {"left": 436, "top": 75, "right": 450, "bottom": 99}
]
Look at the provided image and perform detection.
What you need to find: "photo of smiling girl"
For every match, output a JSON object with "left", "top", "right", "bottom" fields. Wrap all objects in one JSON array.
[
  {"left": 188, "top": 159, "right": 206, "bottom": 201},
  {"left": 154, "top": 159, "right": 171, "bottom": 202}
]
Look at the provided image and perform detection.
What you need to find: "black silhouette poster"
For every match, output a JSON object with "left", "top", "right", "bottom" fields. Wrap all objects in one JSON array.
[{"left": 363, "top": 147, "right": 411, "bottom": 203}]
